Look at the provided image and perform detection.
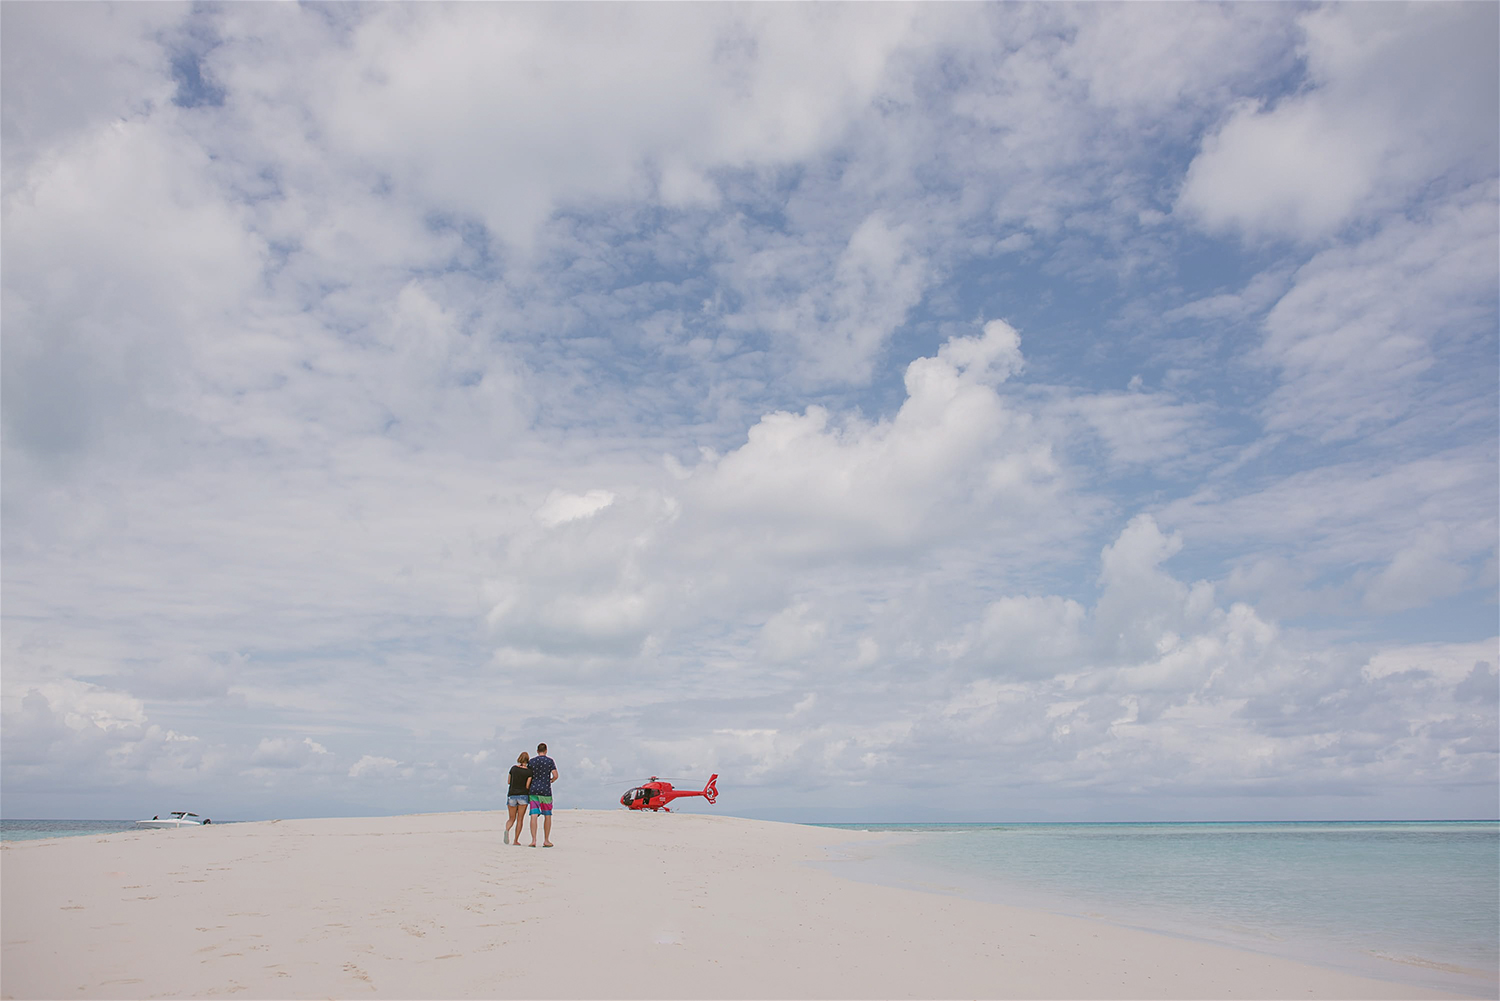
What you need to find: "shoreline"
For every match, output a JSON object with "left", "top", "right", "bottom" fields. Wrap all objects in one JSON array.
[
  {"left": 1, "top": 810, "right": 1480, "bottom": 999},
  {"left": 807, "top": 825, "right": 1497, "bottom": 998}
]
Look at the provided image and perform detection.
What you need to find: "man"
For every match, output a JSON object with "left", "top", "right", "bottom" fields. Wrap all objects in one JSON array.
[{"left": 527, "top": 741, "right": 559, "bottom": 848}]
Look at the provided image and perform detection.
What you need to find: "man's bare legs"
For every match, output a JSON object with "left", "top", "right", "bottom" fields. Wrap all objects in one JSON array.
[{"left": 527, "top": 812, "right": 554, "bottom": 847}]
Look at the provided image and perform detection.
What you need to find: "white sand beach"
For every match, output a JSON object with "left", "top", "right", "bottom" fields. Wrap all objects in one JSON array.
[{"left": 0, "top": 810, "right": 1466, "bottom": 999}]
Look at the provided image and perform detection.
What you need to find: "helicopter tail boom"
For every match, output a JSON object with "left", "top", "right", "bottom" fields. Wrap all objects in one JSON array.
[{"left": 658, "top": 774, "right": 719, "bottom": 805}]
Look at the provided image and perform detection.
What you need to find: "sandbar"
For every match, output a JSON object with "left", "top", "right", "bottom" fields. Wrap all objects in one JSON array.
[{"left": 0, "top": 810, "right": 1468, "bottom": 999}]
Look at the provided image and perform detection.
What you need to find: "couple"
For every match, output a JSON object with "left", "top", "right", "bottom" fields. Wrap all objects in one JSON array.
[{"left": 504, "top": 742, "right": 559, "bottom": 848}]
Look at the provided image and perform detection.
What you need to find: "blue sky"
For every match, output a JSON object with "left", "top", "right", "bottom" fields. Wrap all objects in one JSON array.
[{"left": 2, "top": 3, "right": 1496, "bottom": 823}]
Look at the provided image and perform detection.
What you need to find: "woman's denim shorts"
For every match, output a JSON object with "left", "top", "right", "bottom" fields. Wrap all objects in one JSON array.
[{"left": 507, "top": 795, "right": 529, "bottom": 807}]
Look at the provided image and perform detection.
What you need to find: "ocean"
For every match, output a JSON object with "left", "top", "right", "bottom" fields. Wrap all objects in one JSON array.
[
  {"left": 0, "top": 819, "right": 240, "bottom": 841},
  {"left": 0, "top": 819, "right": 147, "bottom": 842},
  {"left": 816, "top": 821, "right": 1499, "bottom": 997}
]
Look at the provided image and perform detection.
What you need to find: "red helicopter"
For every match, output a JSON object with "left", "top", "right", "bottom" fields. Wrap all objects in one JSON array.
[{"left": 621, "top": 774, "right": 718, "bottom": 812}]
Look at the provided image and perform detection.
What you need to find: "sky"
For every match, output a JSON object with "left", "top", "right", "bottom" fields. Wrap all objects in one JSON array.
[{"left": 2, "top": 2, "right": 1496, "bottom": 824}]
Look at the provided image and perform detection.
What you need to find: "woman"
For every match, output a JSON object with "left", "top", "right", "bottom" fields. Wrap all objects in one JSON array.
[{"left": 504, "top": 751, "right": 531, "bottom": 846}]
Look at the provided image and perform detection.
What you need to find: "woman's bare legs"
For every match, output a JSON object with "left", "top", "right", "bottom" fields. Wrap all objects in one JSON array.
[{"left": 505, "top": 802, "right": 525, "bottom": 845}]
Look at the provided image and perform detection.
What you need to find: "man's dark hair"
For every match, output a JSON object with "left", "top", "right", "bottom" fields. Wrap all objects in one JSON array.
[{"left": 537, "top": 742, "right": 547, "bottom": 753}]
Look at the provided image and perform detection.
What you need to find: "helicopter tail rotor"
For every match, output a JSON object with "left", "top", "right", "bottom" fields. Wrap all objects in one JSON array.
[{"left": 703, "top": 774, "right": 718, "bottom": 804}]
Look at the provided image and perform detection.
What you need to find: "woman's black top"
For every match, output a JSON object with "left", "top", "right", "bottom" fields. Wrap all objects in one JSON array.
[{"left": 507, "top": 765, "right": 530, "bottom": 797}]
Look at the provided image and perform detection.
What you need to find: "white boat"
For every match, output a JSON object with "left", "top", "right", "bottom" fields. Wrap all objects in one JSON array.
[{"left": 136, "top": 811, "right": 212, "bottom": 829}]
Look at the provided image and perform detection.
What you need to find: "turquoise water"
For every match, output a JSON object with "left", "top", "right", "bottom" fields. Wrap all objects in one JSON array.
[
  {"left": 0, "top": 819, "right": 238, "bottom": 841},
  {"left": 817, "top": 821, "right": 1499, "bottom": 996},
  {"left": 0, "top": 819, "right": 145, "bottom": 842}
]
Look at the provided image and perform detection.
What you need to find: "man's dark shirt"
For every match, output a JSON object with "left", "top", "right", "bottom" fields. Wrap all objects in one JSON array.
[{"left": 528, "top": 754, "right": 556, "bottom": 797}]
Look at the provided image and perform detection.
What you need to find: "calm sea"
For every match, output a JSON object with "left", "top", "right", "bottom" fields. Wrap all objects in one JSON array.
[
  {"left": 0, "top": 819, "right": 146, "bottom": 842},
  {"left": 0, "top": 819, "right": 241, "bottom": 841},
  {"left": 816, "top": 821, "right": 1499, "bottom": 997}
]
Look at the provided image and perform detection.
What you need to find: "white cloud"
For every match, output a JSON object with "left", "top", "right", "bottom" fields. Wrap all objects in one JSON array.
[
  {"left": 0, "top": 2, "right": 182, "bottom": 185},
  {"left": 128, "top": 657, "right": 237, "bottom": 702},
  {"left": 1162, "top": 267, "right": 1292, "bottom": 326},
  {"left": 348, "top": 754, "right": 400, "bottom": 779},
  {"left": 723, "top": 213, "right": 930, "bottom": 385},
  {"left": 482, "top": 319, "right": 1075, "bottom": 662},
  {"left": 1093, "top": 516, "right": 1214, "bottom": 664},
  {"left": 1363, "top": 531, "right": 1473, "bottom": 615},
  {"left": 1255, "top": 183, "right": 1497, "bottom": 442},
  {"left": 1164, "top": 447, "right": 1497, "bottom": 619},
  {"left": 960, "top": 595, "right": 1088, "bottom": 677},
  {"left": 236, "top": 4, "right": 930, "bottom": 249},
  {"left": 689, "top": 319, "right": 1060, "bottom": 559},
  {"left": 1364, "top": 641, "right": 1497, "bottom": 686},
  {"left": 0, "top": 681, "right": 221, "bottom": 799},
  {"left": 535, "top": 489, "right": 616, "bottom": 529},
  {"left": 1051, "top": 390, "right": 1208, "bottom": 469},
  {"left": 1178, "top": 3, "right": 1497, "bottom": 241},
  {"left": 13, "top": 680, "right": 147, "bottom": 732},
  {"left": 2, "top": 117, "right": 266, "bottom": 461},
  {"left": 920, "top": 527, "right": 1494, "bottom": 805},
  {"left": 251, "top": 737, "right": 332, "bottom": 769},
  {"left": 760, "top": 602, "right": 829, "bottom": 663},
  {"left": 1063, "top": 3, "right": 1294, "bottom": 124}
]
